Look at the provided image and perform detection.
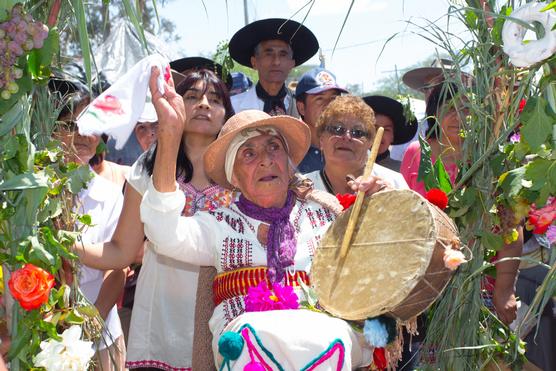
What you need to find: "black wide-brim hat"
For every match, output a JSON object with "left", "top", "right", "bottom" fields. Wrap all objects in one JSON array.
[
  {"left": 363, "top": 95, "right": 418, "bottom": 145},
  {"left": 229, "top": 18, "right": 319, "bottom": 67},
  {"left": 170, "top": 57, "right": 233, "bottom": 89}
]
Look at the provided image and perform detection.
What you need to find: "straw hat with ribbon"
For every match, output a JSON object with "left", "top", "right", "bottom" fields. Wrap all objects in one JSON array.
[
  {"left": 204, "top": 110, "right": 310, "bottom": 189},
  {"left": 402, "top": 58, "right": 472, "bottom": 93}
]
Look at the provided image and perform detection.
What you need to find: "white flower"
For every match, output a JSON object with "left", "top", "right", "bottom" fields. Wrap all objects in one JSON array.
[
  {"left": 34, "top": 325, "right": 95, "bottom": 371},
  {"left": 502, "top": 2, "right": 556, "bottom": 67}
]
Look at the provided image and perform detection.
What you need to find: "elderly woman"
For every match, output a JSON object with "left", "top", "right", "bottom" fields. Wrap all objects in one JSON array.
[
  {"left": 140, "top": 68, "right": 382, "bottom": 369},
  {"left": 303, "top": 95, "right": 408, "bottom": 193}
]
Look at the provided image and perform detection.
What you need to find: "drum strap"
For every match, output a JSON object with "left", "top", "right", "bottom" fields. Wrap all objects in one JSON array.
[{"left": 212, "top": 266, "right": 310, "bottom": 306}]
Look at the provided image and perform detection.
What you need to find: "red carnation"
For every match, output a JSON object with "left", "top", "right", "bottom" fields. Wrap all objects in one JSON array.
[
  {"left": 336, "top": 193, "right": 356, "bottom": 211},
  {"left": 425, "top": 188, "right": 448, "bottom": 210},
  {"left": 373, "top": 347, "right": 387, "bottom": 370}
]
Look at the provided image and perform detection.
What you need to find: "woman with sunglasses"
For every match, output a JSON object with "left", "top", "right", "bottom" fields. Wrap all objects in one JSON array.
[{"left": 303, "top": 95, "right": 408, "bottom": 194}]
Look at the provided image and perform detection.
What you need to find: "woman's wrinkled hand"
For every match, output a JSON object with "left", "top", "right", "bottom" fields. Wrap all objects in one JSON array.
[
  {"left": 347, "top": 175, "right": 392, "bottom": 195},
  {"left": 149, "top": 66, "right": 186, "bottom": 148}
]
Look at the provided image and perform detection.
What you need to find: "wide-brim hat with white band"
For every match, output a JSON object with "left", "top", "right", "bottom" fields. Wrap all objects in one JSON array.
[
  {"left": 228, "top": 18, "right": 319, "bottom": 68},
  {"left": 204, "top": 110, "right": 310, "bottom": 189},
  {"left": 170, "top": 56, "right": 233, "bottom": 89},
  {"left": 362, "top": 95, "right": 418, "bottom": 145},
  {"left": 402, "top": 58, "right": 472, "bottom": 92}
]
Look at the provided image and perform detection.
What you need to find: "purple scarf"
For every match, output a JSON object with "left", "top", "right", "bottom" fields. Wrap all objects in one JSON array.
[{"left": 236, "top": 190, "right": 297, "bottom": 283}]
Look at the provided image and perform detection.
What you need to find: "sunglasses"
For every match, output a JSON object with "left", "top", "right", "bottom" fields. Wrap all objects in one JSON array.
[
  {"left": 55, "top": 120, "right": 78, "bottom": 132},
  {"left": 323, "top": 124, "right": 370, "bottom": 139}
]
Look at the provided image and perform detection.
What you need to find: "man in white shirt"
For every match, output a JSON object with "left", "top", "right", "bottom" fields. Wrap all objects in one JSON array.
[{"left": 228, "top": 18, "right": 319, "bottom": 117}]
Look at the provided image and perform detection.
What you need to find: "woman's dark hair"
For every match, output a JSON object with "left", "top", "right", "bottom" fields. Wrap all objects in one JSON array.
[
  {"left": 141, "top": 68, "right": 235, "bottom": 182},
  {"left": 425, "top": 82, "right": 459, "bottom": 139}
]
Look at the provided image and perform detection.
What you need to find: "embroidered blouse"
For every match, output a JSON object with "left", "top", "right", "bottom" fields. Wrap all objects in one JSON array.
[{"left": 140, "top": 179, "right": 336, "bottom": 337}]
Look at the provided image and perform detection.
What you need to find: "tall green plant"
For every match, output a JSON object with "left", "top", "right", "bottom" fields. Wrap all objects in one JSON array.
[
  {"left": 414, "top": 1, "right": 555, "bottom": 369},
  {"left": 0, "top": 0, "right": 151, "bottom": 368}
]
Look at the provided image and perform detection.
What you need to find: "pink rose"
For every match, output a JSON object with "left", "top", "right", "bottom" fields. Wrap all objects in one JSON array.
[{"left": 443, "top": 249, "right": 466, "bottom": 271}]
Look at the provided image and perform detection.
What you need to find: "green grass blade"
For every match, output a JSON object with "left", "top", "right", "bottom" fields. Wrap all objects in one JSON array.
[
  {"left": 122, "top": 0, "right": 149, "bottom": 53},
  {"left": 71, "top": 0, "right": 92, "bottom": 91}
]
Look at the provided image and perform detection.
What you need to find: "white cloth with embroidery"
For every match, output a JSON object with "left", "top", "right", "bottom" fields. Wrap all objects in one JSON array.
[
  {"left": 76, "top": 54, "right": 168, "bottom": 149},
  {"left": 140, "top": 179, "right": 373, "bottom": 369}
]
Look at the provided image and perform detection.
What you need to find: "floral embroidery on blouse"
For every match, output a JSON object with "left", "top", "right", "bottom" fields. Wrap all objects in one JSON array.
[{"left": 176, "top": 179, "right": 236, "bottom": 217}]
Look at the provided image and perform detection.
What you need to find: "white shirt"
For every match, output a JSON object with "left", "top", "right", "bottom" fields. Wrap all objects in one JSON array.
[
  {"left": 304, "top": 163, "right": 409, "bottom": 192},
  {"left": 231, "top": 84, "right": 299, "bottom": 117},
  {"left": 77, "top": 172, "right": 123, "bottom": 350},
  {"left": 125, "top": 157, "right": 200, "bottom": 370}
]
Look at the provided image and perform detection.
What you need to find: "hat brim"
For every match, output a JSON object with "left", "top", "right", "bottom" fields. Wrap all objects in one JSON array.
[
  {"left": 363, "top": 96, "right": 418, "bottom": 145},
  {"left": 304, "top": 85, "right": 349, "bottom": 96},
  {"left": 402, "top": 67, "right": 472, "bottom": 92},
  {"left": 204, "top": 114, "right": 310, "bottom": 189},
  {"left": 229, "top": 18, "right": 319, "bottom": 67},
  {"left": 170, "top": 57, "right": 232, "bottom": 89}
]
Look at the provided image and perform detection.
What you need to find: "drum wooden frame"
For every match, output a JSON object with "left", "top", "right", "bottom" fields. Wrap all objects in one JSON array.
[{"left": 311, "top": 189, "right": 460, "bottom": 321}]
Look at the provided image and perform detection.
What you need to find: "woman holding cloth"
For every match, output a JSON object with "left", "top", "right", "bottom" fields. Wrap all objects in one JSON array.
[{"left": 140, "top": 67, "right": 387, "bottom": 369}]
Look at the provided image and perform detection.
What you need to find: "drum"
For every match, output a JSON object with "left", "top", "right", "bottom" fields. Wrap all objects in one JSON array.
[{"left": 311, "top": 189, "right": 460, "bottom": 321}]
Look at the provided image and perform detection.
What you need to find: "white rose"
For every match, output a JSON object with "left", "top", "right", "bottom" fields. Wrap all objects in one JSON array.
[{"left": 34, "top": 325, "right": 95, "bottom": 371}]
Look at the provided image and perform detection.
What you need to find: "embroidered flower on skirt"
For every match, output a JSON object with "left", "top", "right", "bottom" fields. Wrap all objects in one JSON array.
[{"left": 244, "top": 281, "right": 299, "bottom": 312}]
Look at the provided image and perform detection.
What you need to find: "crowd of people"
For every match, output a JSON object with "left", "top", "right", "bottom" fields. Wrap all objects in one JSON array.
[{"left": 19, "top": 16, "right": 552, "bottom": 371}]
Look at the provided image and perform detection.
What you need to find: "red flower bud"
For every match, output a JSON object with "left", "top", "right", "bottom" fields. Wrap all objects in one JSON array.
[
  {"left": 336, "top": 193, "right": 356, "bottom": 211},
  {"left": 425, "top": 188, "right": 449, "bottom": 210}
]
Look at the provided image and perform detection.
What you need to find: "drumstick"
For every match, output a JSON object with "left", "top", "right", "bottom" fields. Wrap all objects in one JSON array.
[{"left": 338, "top": 127, "right": 384, "bottom": 259}]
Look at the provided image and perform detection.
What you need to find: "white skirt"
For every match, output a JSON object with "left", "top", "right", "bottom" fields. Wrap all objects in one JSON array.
[{"left": 214, "top": 309, "right": 373, "bottom": 370}]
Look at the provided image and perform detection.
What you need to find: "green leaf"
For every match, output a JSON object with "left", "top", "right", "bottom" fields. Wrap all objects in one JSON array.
[
  {"left": 72, "top": 0, "right": 93, "bottom": 89},
  {"left": 524, "top": 158, "right": 552, "bottom": 191},
  {"left": 0, "top": 96, "right": 28, "bottom": 136},
  {"left": 478, "top": 231, "right": 504, "bottom": 251},
  {"left": 520, "top": 97, "right": 553, "bottom": 150},
  {"left": 64, "top": 309, "right": 85, "bottom": 324},
  {"left": 417, "top": 136, "right": 439, "bottom": 191},
  {"left": 28, "top": 235, "right": 56, "bottom": 266},
  {"left": 498, "top": 167, "right": 526, "bottom": 198},
  {"left": 27, "top": 28, "right": 60, "bottom": 80},
  {"left": 76, "top": 304, "right": 99, "bottom": 318},
  {"left": 541, "top": 2, "right": 556, "bottom": 12},
  {"left": 6, "top": 324, "right": 32, "bottom": 361},
  {"left": 0, "top": 172, "right": 48, "bottom": 191},
  {"left": 434, "top": 158, "right": 453, "bottom": 193},
  {"left": 66, "top": 164, "right": 93, "bottom": 194},
  {"left": 77, "top": 214, "right": 92, "bottom": 226}
]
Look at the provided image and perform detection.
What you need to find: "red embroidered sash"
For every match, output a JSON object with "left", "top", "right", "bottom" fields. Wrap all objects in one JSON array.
[{"left": 212, "top": 266, "right": 310, "bottom": 306}]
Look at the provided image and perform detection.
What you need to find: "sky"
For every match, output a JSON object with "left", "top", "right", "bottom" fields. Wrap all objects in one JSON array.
[{"left": 157, "top": 0, "right": 469, "bottom": 91}]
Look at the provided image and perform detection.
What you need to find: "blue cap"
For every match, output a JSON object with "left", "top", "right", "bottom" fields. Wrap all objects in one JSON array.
[
  {"left": 230, "top": 72, "right": 253, "bottom": 95},
  {"left": 295, "top": 68, "right": 348, "bottom": 98}
]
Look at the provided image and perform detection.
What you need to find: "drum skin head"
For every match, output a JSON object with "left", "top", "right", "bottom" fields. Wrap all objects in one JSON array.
[{"left": 311, "top": 189, "right": 458, "bottom": 321}]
